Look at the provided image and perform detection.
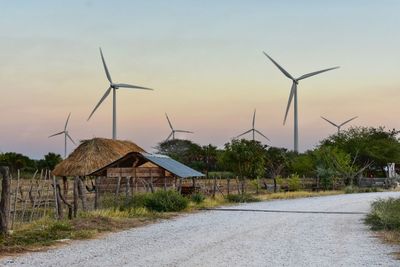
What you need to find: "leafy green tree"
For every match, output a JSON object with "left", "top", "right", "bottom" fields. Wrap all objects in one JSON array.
[
  {"left": 155, "top": 139, "right": 204, "bottom": 171},
  {"left": 37, "top": 153, "right": 62, "bottom": 170},
  {"left": 264, "top": 147, "right": 294, "bottom": 192},
  {"left": 320, "top": 126, "right": 400, "bottom": 176},
  {"left": 220, "top": 139, "right": 265, "bottom": 193},
  {"left": 200, "top": 144, "right": 218, "bottom": 177},
  {"left": 0, "top": 152, "right": 35, "bottom": 174}
]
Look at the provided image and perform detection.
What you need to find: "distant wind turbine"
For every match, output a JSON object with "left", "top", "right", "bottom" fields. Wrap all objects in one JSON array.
[
  {"left": 235, "top": 109, "right": 270, "bottom": 142},
  {"left": 165, "top": 113, "right": 193, "bottom": 141},
  {"left": 263, "top": 52, "right": 339, "bottom": 152},
  {"left": 87, "top": 48, "right": 154, "bottom": 140},
  {"left": 321, "top": 116, "right": 358, "bottom": 134},
  {"left": 49, "top": 113, "right": 76, "bottom": 158}
]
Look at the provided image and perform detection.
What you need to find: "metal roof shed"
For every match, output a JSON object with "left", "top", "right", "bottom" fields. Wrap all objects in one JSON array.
[{"left": 140, "top": 152, "right": 204, "bottom": 178}]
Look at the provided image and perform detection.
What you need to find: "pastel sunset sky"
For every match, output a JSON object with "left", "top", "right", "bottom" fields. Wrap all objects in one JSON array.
[{"left": 1, "top": 0, "right": 399, "bottom": 158}]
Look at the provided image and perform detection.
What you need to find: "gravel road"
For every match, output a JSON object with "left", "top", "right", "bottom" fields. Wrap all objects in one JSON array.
[{"left": 2, "top": 192, "right": 400, "bottom": 267}]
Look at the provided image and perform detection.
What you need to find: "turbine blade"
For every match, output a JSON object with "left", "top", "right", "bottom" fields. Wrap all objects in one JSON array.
[
  {"left": 263, "top": 52, "right": 294, "bottom": 80},
  {"left": 175, "top": 130, "right": 193, "bottom": 134},
  {"left": 116, "top": 83, "right": 153, "bottom": 90},
  {"left": 321, "top": 116, "right": 339, "bottom": 127},
  {"left": 339, "top": 116, "right": 358, "bottom": 127},
  {"left": 66, "top": 133, "right": 77, "bottom": 145},
  {"left": 236, "top": 129, "right": 252, "bottom": 138},
  {"left": 64, "top": 112, "right": 71, "bottom": 131},
  {"left": 49, "top": 131, "right": 65, "bottom": 138},
  {"left": 165, "top": 113, "right": 173, "bottom": 130},
  {"left": 166, "top": 132, "right": 173, "bottom": 141},
  {"left": 99, "top": 48, "right": 112, "bottom": 83},
  {"left": 283, "top": 83, "right": 296, "bottom": 125},
  {"left": 297, "top": 66, "right": 339, "bottom": 81},
  {"left": 87, "top": 86, "right": 112, "bottom": 121},
  {"left": 252, "top": 109, "right": 256, "bottom": 128},
  {"left": 255, "top": 129, "right": 270, "bottom": 141}
]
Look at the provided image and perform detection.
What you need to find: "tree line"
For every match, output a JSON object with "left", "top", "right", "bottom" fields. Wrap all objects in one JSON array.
[{"left": 156, "top": 126, "right": 400, "bottom": 190}]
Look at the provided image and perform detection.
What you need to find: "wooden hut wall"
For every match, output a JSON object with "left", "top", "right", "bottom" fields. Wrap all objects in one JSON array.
[{"left": 97, "top": 166, "right": 175, "bottom": 193}]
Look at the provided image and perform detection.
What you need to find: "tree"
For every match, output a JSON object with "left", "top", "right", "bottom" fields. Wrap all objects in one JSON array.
[
  {"left": 200, "top": 144, "right": 218, "bottom": 177},
  {"left": 220, "top": 139, "right": 265, "bottom": 193},
  {"left": 320, "top": 126, "right": 400, "bottom": 176},
  {"left": 0, "top": 152, "right": 35, "bottom": 174},
  {"left": 264, "top": 147, "right": 293, "bottom": 192},
  {"left": 155, "top": 139, "right": 204, "bottom": 171},
  {"left": 37, "top": 153, "right": 62, "bottom": 170}
]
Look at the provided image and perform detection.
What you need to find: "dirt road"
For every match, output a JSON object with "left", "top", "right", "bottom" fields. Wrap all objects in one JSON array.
[{"left": 2, "top": 192, "right": 400, "bottom": 267}]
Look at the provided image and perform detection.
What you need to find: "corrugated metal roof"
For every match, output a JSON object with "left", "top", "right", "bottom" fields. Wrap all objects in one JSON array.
[{"left": 140, "top": 152, "right": 205, "bottom": 178}]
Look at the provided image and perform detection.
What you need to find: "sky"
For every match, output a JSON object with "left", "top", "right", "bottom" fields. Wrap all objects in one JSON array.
[{"left": 0, "top": 0, "right": 399, "bottom": 159}]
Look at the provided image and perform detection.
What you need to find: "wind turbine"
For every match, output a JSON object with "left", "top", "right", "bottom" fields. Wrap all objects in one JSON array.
[
  {"left": 235, "top": 109, "right": 270, "bottom": 142},
  {"left": 165, "top": 113, "right": 193, "bottom": 141},
  {"left": 49, "top": 113, "right": 76, "bottom": 158},
  {"left": 263, "top": 52, "right": 339, "bottom": 152},
  {"left": 87, "top": 48, "right": 153, "bottom": 140},
  {"left": 321, "top": 116, "right": 358, "bottom": 134}
]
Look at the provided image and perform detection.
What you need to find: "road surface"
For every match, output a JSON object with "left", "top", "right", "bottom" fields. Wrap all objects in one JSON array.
[{"left": 2, "top": 192, "right": 400, "bottom": 267}]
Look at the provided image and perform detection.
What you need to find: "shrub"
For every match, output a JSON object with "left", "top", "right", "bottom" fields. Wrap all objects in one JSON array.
[
  {"left": 226, "top": 193, "right": 259, "bottom": 203},
  {"left": 344, "top": 186, "right": 356, "bottom": 194},
  {"left": 365, "top": 198, "right": 400, "bottom": 231},
  {"left": 288, "top": 174, "right": 301, "bottom": 191},
  {"left": 190, "top": 192, "right": 205, "bottom": 204},
  {"left": 144, "top": 190, "right": 188, "bottom": 212}
]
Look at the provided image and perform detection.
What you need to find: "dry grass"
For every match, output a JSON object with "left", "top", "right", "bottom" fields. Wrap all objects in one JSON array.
[{"left": 257, "top": 190, "right": 343, "bottom": 201}]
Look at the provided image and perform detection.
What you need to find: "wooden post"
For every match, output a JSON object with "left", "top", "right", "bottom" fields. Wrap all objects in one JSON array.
[
  {"left": 55, "top": 181, "right": 64, "bottom": 219},
  {"left": 125, "top": 176, "right": 131, "bottom": 204},
  {"left": 73, "top": 176, "right": 79, "bottom": 218},
  {"left": 0, "top": 167, "right": 11, "bottom": 234},
  {"left": 52, "top": 175, "right": 59, "bottom": 220},
  {"left": 164, "top": 170, "right": 167, "bottom": 191},
  {"left": 77, "top": 177, "right": 87, "bottom": 211},
  {"left": 115, "top": 176, "right": 121, "bottom": 196},
  {"left": 178, "top": 178, "right": 182, "bottom": 193},
  {"left": 62, "top": 176, "right": 68, "bottom": 197},
  {"left": 227, "top": 177, "right": 230, "bottom": 195},
  {"left": 11, "top": 170, "right": 20, "bottom": 230},
  {"left": 94, "top": 177, "right": 100, "bottom": 210},
  {"left": 213, "top": 175, "right": 217, "bottom": 198}
]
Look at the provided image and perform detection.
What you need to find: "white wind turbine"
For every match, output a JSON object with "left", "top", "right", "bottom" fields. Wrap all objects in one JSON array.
[
  {"left": 321, "top": 116, "right": 358, "bottom": 134},
  {"left": 87, "top": 48, "right": 153, "bottom": 140},
  {"left": 263, "top": 52, "right": 339, "bottom": 152},
  {"left": 235, "top": 109, "right": 270, "bottom": 142},
  {"left": 165, "top": 113, "right": 193, "bottom": 141},
  {"left": 49, "top": 113, "right": 76, "bottom": 158}
]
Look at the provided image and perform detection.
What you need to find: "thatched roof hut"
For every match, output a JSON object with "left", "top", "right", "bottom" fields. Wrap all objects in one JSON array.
[{"left": 52, "top": 138, "right": 145, "bottom": 177}]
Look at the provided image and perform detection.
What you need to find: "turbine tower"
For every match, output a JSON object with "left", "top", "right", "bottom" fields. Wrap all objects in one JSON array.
[
  {"left": 49, "top": 113, "right": 76, "bottom": 158},
  {"left": 263, "top": 52, "right": 339, "bottom": 152},
  {"left": 165, "top": 113, "right": 193, "bottom": 141},
  {"left": 235, "top": 109, "right": 270, "bottom": 142},
  {"left": 88, "top": 48, "right": 154, "bottom": 140},
  {"left": 321, "top": 116, "right": 358, "bottom": 134}
]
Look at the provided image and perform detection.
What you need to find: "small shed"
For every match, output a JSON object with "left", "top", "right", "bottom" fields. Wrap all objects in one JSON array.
[{"left": 89, "top": 152, "right": 205, "bottom": 194}]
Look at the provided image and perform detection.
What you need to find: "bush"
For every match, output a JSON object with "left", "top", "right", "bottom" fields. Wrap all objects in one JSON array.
[
  {"left": 365, "top": 198, "right": 400, "bottom": 231},
  {"left": 288, "top": 174, "right": 301, "bottom": 191},
  {"left": 344, "top": 186, "right": 356, "bottom": 194},
  {"left": 226, "top": 193, "right": 259, "bottom": 203},
  {"left": 190, "top": 192, "right": 205, "bottom": 204},
  {"left": 144, "top": 190, "right": 189, "bottom": 212}
]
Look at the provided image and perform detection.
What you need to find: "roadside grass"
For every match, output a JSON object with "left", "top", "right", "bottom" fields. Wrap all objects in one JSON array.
[
  {"left": 1, "top": 189, "right": 345, "bottom": 256},
  {"left": 365, "top": 197, "right": 400, "bottom": 259}
]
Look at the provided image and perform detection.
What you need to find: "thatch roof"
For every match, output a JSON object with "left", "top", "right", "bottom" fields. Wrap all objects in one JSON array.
[{"left": 52, "top": 138, "right": 145, "bottom": 177}]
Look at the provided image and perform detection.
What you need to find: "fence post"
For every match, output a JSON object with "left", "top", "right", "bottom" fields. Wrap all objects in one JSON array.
[
  {"left": 0, "top": 167, "right": 11, "bottom": 234},
  {"left": 52, "top": 175, "right": 59, "bottom": 220}
]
